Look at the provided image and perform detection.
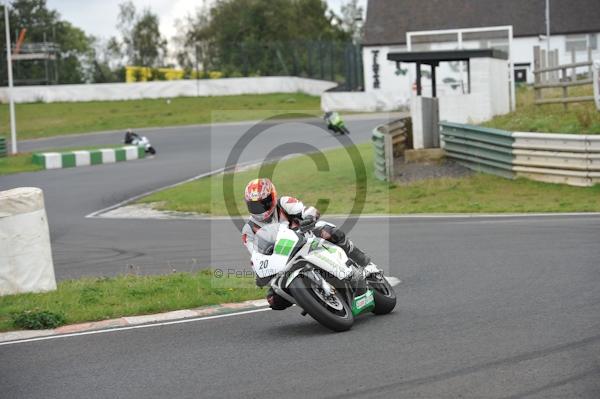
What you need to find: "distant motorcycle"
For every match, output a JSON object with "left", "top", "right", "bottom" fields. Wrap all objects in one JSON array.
[
  {"left": 124, "top": 130, "right": 156, "bottom": 155},
  {"left": 324, "top": 111, "right": 350, "bottom": 135}
]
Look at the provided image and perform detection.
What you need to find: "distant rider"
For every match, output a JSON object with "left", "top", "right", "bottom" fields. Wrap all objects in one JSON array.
[
  {"left": 242, "top": 178, "right": 375, "bottom": 310},
  {"left": 124, "top": 129, "right": 140, "bottom": 144}
]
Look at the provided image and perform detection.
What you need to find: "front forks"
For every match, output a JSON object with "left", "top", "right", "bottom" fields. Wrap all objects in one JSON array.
[{"left": 271, "top": 266, "right": 339, "bottom": 306}]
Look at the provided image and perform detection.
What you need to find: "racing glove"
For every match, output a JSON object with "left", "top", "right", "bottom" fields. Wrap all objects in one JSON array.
[{"left": 298, "top": 215, "right": 317, "bottom": 232}]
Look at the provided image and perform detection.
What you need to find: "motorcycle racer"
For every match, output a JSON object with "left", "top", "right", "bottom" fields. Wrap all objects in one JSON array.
[{"left": 242, "top": 178, "right": 375, "bottom": 310}]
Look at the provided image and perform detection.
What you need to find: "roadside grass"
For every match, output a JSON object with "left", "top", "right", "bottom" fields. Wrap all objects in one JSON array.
[
  {"left": 0, "top": 152, "right": 43, "bottom": 175},
  {"left": 0, "top": 270, "right": 264, "bottom": 332},
  {"left": 0, "top": 144, "right": 125, "bottom": 176},
  {"left": 483, "top": 85, "right": 600, "bottom": 134},
  {"left": 139, "top": 143, "right": 600, "bottom": 215},
  {"left": 0, "top": 93, "right": 321, "bottom": 140}
]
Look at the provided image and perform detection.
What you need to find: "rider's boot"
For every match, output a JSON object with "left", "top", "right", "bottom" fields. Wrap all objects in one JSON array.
[
  {"left": 339, "top": 239, "right": 371, "bottom": 267},
  {"left": 341, "top": 240, "right": 382, "bottom": 277},
  {"left": 266, "top": 287, "right": 293, "bottom": 310}
]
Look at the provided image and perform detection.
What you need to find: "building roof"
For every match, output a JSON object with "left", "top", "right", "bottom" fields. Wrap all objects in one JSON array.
[
  {"left": 387, "top": 49, "right": 508, "bottom": 65},
  {"left": 363, "top": 0, "right": 600, "bottom": 46}
]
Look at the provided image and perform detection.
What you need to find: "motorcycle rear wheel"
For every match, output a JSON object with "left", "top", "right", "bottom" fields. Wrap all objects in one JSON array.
[{"left": 289, "top": 275, "right": 354, "bottom": 332}]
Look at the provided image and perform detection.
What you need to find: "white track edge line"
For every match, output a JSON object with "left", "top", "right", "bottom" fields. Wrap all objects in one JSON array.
[{"left": 0, "top": 308, "right": 271, "bottom": 347}]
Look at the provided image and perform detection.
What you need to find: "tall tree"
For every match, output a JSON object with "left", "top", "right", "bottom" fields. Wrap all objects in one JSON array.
[
  {"left": 0, "top": 0, "right": 93, "bottom": 84},
  {"left": 116, "top": 1, "right": 167, "bottom": 68},
  {"left": 340, "top": 0, "right": 364, "bottom": 43},
  {"left": 173, "top": 1, "right": 212, "bottom": 72},
  {"left": 183, "top": 0, "right": 349, "bottom": 75},
  {"left": 131, "top": 10, "right": 167, "bottom": 67}
]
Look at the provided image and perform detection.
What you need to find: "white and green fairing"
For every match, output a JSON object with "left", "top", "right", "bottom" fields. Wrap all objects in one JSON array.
[
  {"left": 252, "top": 226, "right": 300, "bottom": 278},
  {"left": 302, "top": 238, "right": 353, "bottom": 281},
  {"left": 251, "top": 224, "right": 353, "bottom": 281}
]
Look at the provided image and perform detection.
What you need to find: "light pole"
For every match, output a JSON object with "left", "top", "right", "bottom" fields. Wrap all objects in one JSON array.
[
  {"left": 545, "top": 0, "right": 551, "bottom": 55},
  {"left": 4, "top": 0, "right": 17, "bottom": 154}
]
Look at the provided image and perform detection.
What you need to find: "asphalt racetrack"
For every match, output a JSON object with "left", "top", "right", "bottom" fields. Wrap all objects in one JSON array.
[{"left": 1, "top": 116, "right": 599, "bottom": 398}]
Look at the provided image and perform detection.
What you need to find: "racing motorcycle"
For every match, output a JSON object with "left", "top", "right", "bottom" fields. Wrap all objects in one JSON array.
[
  {"left": 125, "top": 133, "right": 156, "bottom": 155},
  {"left": 324, "top": 111, "right": 350, "bottom": 135},
  {"left": 251, "top": 222, "right": 396, "bottom": 332}
]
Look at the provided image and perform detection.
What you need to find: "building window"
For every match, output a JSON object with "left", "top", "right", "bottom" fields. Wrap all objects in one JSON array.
[
  {"left": 514, "top": 68, "right": 527, "bottom": 83},
  {"left": 566, "top": 35, "right": 589, "bottom": 52},
  {"left": 590, "top": 34, "right": 598, "bottom": 50}
]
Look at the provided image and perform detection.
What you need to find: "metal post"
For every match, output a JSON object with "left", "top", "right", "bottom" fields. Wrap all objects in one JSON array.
[
  {"left": 4, "top": 1, "right": 17, "bottom": 154},
  {"left": 545, "top": 0, "right": 551, "bottom": 56},
  {"left": 431, "top": 63, "right": 437, "bottom": 98},
  {"left": 416, "top": 62, "right": 422, "bottom": 95},
  {"left": 329, "top": 42, "right": 334, "bottom": 82},
  {"left": 508, "top": 26, "right": 516, "bottom": 111},
  {"left": 195, "top": 44, "right": 199, "bottom": 96}
]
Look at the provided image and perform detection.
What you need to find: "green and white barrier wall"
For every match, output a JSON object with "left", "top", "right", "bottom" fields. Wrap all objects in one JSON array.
[
  {"left": 32, "top": 146, "right": 145, "bottom": 170},
  {"left": 441, "top": 122, "right": 600, "bottom": 187},
  {"left": 0, "top": 137, "right": 6, "bottom": 158}
]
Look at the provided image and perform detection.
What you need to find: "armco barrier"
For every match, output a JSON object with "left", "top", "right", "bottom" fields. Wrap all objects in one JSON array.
[
  {"left": 0, "top": 137, "right": 6, "bottom": 158},
  {"left": 440, "top": 122, "right": 515, "bottom": 179},
  {"left": 32, "top": 146, "right": 145, "bottom": 170},
  {"left": 372, "top": 117, "right": 411, "bottom": 181},
  {"left": 440, "top": 122, "right": 600, "bottom": 186}
]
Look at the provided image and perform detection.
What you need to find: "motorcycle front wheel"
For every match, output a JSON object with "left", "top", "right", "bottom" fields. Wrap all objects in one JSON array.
[
  {"left": 148, "top": 146, "right": 156, "bottom": 155},
  {"left": 289, "top": 275, "right": 354, "bottom": 332},
  {"left": 368, "top": 275, "right": 396, "bottom": 315}
]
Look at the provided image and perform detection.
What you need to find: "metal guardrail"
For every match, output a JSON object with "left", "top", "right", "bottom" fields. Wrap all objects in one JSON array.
[
  {"left": 440, "top": 122, "right": 515, "bottom": 179},
  {"left": 440, "top": 122, "right": 600, "bottom": 186},
  {"left": 372, "top": 117, "right": 411, "bottom": 181},
  {"left": 0, "top": 137, "right": 6, "bottom": 158}
]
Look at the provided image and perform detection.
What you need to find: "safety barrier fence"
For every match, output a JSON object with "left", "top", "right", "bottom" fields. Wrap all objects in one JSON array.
[
  {"left": 32, "top": 146, "right": 146, "bottom": 170},
  {"left": 372, "top": 117, "right": 411, "bottom": 181},
  {"left": 440, "top": 121, "right": 600, "bottom": 187},
  {"left": 0, "top": 77, "right": 337, "bottom": 104}
]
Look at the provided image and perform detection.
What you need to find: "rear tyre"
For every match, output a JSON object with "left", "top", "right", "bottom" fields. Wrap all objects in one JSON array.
[
  {"left": 289, "top": 275, "right": 354, "bottom": 332},
  {"left": 368, "top": 276, "right": 396, "bottom": 315}
]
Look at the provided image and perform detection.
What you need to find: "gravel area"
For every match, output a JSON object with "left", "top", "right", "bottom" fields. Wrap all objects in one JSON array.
[{"left": 394, "top": 157, "right": 473, "bottom": 184}]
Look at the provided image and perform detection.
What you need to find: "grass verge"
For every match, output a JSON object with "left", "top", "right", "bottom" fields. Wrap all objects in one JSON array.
[
  {"left": 483, "top": 85, "right": 600, "bottom": 134},
  {"left": 0, "top": 93, "right": 321, "bottom": 140},
  {"left": 0, "top": 152, "right": 44, "bottom": 176},
  {"left": 139, "top": 143, "right": 600, "bottom": 214},
  {"left": 0, "top": 270, "right": 264, "bottom": 332}
]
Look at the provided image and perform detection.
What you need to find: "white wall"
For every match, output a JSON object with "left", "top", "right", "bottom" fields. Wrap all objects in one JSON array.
[
  {"left": 0, "top": 77, "right": 337, "bottom": 104},
  {"left": 438, "top": 58, "right": 510, "bottom": 124},
  {"left": 321, "top": 90, "right": 408, "bottom": 112},
  {"left": 512, "top": 34, "right": 600, "bottom": 83},
  {"left": 363, "top": 32, "right": 600, "bottom": 97}
]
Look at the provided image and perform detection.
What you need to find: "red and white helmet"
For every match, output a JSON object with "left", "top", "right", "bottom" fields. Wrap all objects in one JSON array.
[{"left": 244, "top": 178, "right": 277, "bottom": 222}]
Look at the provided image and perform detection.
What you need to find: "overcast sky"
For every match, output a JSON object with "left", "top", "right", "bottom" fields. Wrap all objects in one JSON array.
[{"left": 45, "top": 0, "right": 367, "bottom": 43}]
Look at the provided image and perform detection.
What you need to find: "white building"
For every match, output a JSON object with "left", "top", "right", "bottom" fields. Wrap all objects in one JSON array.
[{"left": 362, "top": 0, "right": 600, "bottom": 101}]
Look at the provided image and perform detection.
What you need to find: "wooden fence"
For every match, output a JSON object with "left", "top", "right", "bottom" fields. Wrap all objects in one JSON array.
[{"left": 533, "top": 45, "right": 594, "bottom": 109}]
